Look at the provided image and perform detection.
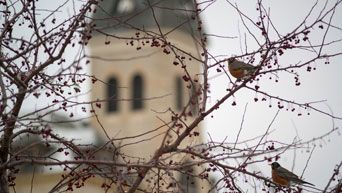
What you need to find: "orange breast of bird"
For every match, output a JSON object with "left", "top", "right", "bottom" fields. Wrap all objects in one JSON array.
[
  {"left": 272, "top": 170, "right": 289, "bottom": 186},
  {"left": 228, "top": 66, "right": 245, "bottom": 79}
]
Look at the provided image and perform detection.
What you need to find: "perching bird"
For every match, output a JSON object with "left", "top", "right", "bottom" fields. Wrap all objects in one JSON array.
[
  {"left": 226, "top": 57, "right": 258, "bottom": 79},
  {"left": 269, "top": 162, "right": 314, "bottom": 186}
]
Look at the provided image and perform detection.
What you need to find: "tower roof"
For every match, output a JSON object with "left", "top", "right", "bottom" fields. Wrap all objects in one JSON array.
[{"left": 91, "top": 0, "right": 201, "bottom": 36}]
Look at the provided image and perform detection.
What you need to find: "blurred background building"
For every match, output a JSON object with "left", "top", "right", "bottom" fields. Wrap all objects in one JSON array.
[
  {"left": 12, "top": 0, "right": 211, "bottom": 192},
  {"left": 88, "top": 0, "right": 208, "bottom": 192}
]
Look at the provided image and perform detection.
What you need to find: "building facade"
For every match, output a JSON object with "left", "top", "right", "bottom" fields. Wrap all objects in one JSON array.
[
  {"left": 89, "top": 0, "right": 204, "bottom": 161},
  {"left": 88, "top": 0, "right": 209, "bottom": 192}
]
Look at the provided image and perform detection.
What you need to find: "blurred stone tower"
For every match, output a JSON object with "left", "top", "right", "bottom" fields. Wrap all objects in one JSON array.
[{"left": 88, "top": 0, "right": 207, "bottom": 191}]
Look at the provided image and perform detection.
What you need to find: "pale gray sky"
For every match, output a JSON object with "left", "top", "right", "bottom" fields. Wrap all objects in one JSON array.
[{"left": 202, "top": 0, "right": 342, "bottom": 190}]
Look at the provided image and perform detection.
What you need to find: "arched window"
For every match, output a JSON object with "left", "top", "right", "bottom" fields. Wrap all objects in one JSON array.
[
  {"left": 107, "top": 77, "right": 119, "bottom": 112},
  {"left": 175, "top": 77, "right": 183, "bottom": 111},
  {"left": 132, "top": 74, "right": 143, "bottom": 110}
]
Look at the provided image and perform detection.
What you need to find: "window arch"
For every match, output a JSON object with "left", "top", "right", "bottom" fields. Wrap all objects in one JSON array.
[
  {"left": 107, "top": 77, "right": 119, "bottom": 112},
  {"left": 132, "top": 74, "right": 144, "bottom": 110},
  {"left": 175, "top": 77, "right": 183, "bottom": 111}
]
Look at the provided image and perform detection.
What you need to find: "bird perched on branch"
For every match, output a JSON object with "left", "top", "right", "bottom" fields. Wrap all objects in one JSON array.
[
  {"left": 269, "top": 162, "right": 314, "bottom": 186},
  {"left": 226, "top": 57, "right": 258, "bottom": 79}
]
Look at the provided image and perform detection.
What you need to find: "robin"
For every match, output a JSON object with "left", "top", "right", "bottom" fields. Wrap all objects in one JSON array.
[
  {"left": 269, "top": 162, "right": 314, "bottom": 186},
  {"left": 226, "top": 57, "right": 258, "bottom": 79}
]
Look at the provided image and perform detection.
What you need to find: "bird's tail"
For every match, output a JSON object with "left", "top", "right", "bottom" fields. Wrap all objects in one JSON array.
[{"left": 302, "top": 180, "right": 315, "bottom": 186}]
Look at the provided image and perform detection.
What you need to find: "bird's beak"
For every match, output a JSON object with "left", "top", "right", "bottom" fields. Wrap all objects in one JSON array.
[{"left": 268, "top": 164, "right": 272, "bottom": 166}]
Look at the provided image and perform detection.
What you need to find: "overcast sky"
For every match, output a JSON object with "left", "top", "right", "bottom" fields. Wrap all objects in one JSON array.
[{"left": 202, "top": 0, "right": 342, "bottom": 191}]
